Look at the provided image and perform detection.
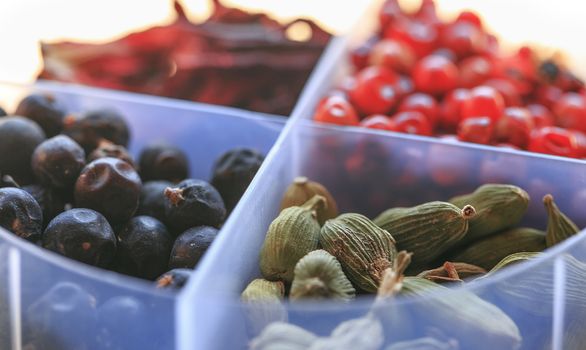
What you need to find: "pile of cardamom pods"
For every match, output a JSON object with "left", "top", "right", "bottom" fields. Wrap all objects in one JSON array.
[{"left": 242, "top": 176, "right": 585, "bottom": 350}]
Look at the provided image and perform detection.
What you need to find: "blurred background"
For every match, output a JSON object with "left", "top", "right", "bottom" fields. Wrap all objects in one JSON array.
[{"left": 0, "top": 0, "right": 585, "bottom": 83}]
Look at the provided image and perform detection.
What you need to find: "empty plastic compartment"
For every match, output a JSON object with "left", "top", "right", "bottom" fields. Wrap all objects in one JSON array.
[
  {"left": 0, "top": 80, "right": 284, "bottom": 349},
  {"left": 181, "top": 120, "right": 586, "bottom": 349}
]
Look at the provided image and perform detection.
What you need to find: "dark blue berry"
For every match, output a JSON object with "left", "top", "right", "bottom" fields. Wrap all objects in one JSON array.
[
  {"left": 169, "top": 226, "right": 218, "bottom": 269},
  {"left": 15, "top": 93, "right": 67, "bottom": 137},
  {"left": 0, "top": 187, "right": 43, "bottom": 241}
]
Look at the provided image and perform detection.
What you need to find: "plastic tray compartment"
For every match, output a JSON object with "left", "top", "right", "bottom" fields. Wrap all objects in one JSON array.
[
  {"left": 181, "top": 121, "right": 586, "bottom": 350},
  {"left": 0, "top": 81, "right": 285, "bottom": 349}
]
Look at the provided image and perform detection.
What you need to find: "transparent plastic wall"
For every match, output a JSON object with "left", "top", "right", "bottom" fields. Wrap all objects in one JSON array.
[
  {"left": 0, "top": 81, "right": 284, "bottom": 349},
  {"left": 181, "top": 120, "right": 586, "bottom": 350}
]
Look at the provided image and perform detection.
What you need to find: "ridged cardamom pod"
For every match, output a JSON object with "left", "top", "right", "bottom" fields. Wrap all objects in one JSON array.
[
  {"left": 241, "top": 279, "right": 287, "bottom": 337},
  {"left": 320, "top": 213, "right": 397, "bottom": 293},
  {"left": 373, "top": 201, "right": 476, "bottom": 266},
  {"left": 260, "top": 195, "right": 325, "bottom": 282},
  {"left": 543, "top": 194, "right": 579, "bottom": 248},
  {"left": 449, "top": 184, "right": 529, "bottom": 245},
  {"left": 401, "top": 277, "right": 522, "bottom": 350},
  {"left": 280, "top": 177, "right": 338, "bottom": 225},
  {"left": 290, "top": 250, "right": 355, "bottom": 301},
  {"left": 417, "top": 262, "right": 486, "bottom": 284},
  {"left": 385, "top": 337, "right": 458, "bottom": 350},
  {"left": 483, "top": 252, "right": 541, "bottom": 276},
  {"left": 250, "top": 322, "right": 317, "bottom": 350},
  {"left": 446, "top": 227, "right": 546, "bottom": 270}
]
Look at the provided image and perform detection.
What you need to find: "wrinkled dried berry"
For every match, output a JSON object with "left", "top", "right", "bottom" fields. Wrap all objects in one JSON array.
[
  {"left": 211, "top": 148, "right": 263, "bottom": 213},
  {"left": 43, "top": 208, "right": 116, "bottom": 267},
  {"left": 168, "top": 226, "right": 218, "bottom": 269},
  {"left": 63, "top": 108, "right": 130, "bottom": 153},
  {"left": 88, "top": 140, "right": 134, "bottom": 167},
  {"left": 139, "top": 143, "right": 189, "bottom": 182},
  {"left": 0, "top": 187, "right": 43, "bottom": 241},
  {"left": 164, "top": 179, "right": 225, "bottom": 232},
  {"left": 116, "top": 216, "right": 173, "bottom": 280},
  {"left": 31, "top": 135, "right": 86, "bottom": 189},
  {"left": 15, "top": 93, "right": 67, "bottom": 137},
  {"left": 25, "top": 282, "right": 97, "bottom": 350},
  {"left": 75, "top": 158, "right": 141, "bottom": 224},
  {"left": 22, "top": 184, "right": 65, "bottom": 228},
  {"left": 155, "top": 268, "right": 191, "bottom": 290},
  {"left": 137, "top": 180, "right": 172, "bottom": 223},
  {"left": 0, "top": 116, "right": 46, "bottom": 185}
]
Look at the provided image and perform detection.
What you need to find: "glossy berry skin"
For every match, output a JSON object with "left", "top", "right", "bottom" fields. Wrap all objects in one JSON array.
[
  {"left": 456, "top": 11, "right": 483, "bottom": 29},
  {"left": 527, "top": 104, "right": 554, "bottom": 129},
  {"left": 440, "top": 22, "right": 486, "bottom": 58},
  {"left": 439, "top": 88, "right": 470, "bottom": 132},
  {"left": 43, "top": 208, "right": 116, "bottom": 267},
  {"left": 528, "top": 127, "right": 581, "bottom": 158},
  {"left": 0, "top": 116, "right": 46, "bottom": 185},
  {"left": 23, "top": 184, "right": 65, "bottom": 228},
  {"left": 535, "top": 85, "right": 564, "bottom": 110},
  {"left": 494, "top": 107, "right": 534, "bottom": 148},
  {"left": 64, "top": 108, "right": 130, "bottom": 153},
  {"left": 398, "top": 92, "right": 438, "bottom": 126},
  {"left": 138, "top": 143, "right": 189, "bottom": 183},
  {"left": 350, "top": 35, "right": 379, "bottom": 71},
  {"left": 385, "top": 20, "right": 438, "bottom": 58},
  {"left": 211, "top": 149, "right": 264, "bottom": 214},
  {"left": 75, "top": 157, "right": 142, "bottom": 224},
  {"left": 458, "top": 56, "right": 493, "bottom": 88},
  {"left": 116, "top": 216, "right": 173, "bottom": 280},
  {"left": 360, "top": 115, "right": 394, "bottom": 130},
  {"left": 168, "top": 226, "right": 218, "bottom": 269},
  {"left": 412, "top": 55, "right": 459, "bottom": 95},
  {"left": 164, "top": 179, "right": 226, "bottom": 232},
  {"left": 461, "top": 85, "right": 505, "bottom": 123},
  {"left": 15, "top": 93, "right": 67, "bottom": 137},
  {"left": 369, "top": 39, "right": 416, "bottom": 74},
  {"left": 88, "top": 140, "right": 134, "bottom": 167},
  {"left": 31, "top": 135, "right": 86, "bottom": 190},
  {"left": 349, "top": 66, "right": 399, "bottom": 115},
  {"left": 458, "top": 116, "right": 494, "bottom": 144},
  {"left": 313, "top": 95, "right": 359, "bottom": 126},
  {"left": 0, "top": 188, "right": 43, "bottom": 241},
  {"left": 484, "top": 78, "right": 521, "bottom": 107},
  {"left": 390, "top": 111, "right": 433, "bottom": 136},
  {"left": 553, "top": 92, "right": 586, "bottom": 132},
  {"left": 137, "top": 180, "right": 172, "bottom": 223},
  {"left": 155, "top": 268, "right": 191, "bottom": 290}
]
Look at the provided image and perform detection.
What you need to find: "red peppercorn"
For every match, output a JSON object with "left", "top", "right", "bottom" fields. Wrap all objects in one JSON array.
[
  {"left": 351, "top": 36, "right": 379, "bottom": 71},
  {"left": 379, "top": 0, "right": 405, "bottom": 32},
  {"left": 458, "top": 56, "right": 494, "bottom": 88},
  {"left": 439, "top": 88, "right": 470, "bottom": 132},
  {"left": 349, "top": 66, "right": 399, "bottom": 116},
  {"left": 461, "top": 85, "right": 505, "bottom": 123},
  {"left": 527, "top": 104, "right": 554, "bottom": 129},
  {"left": 553, "top": 92, "right": 586, "bottom": 132},
  {"left": 528, "top": 126, "right": 581, "bottom": 158},
  {"left": 385, "top": 20, "right": 439, "bottom": 58},
  {"left": 412, "top": 55, "right": 459, "bottom": 95},
  {"left": 313, "top": 95, "right": 359, "bottom": 126},
  {"left": 535, "top": 85, "right": 564, "bottom": 110},
  {"left": 395, "top": 75, "right": 415, "bottom": 98},
  {"left": 456, "top": 11, "right": 483, "bottom": 29},
  {"left": 398, "top": 92, "right": 439, "bottom": 126},
  {"left": 441, "top": 22, "right": 486, "bottom": 58},
  {"left": 494, "top": 107, "right": 534, "bottom": 148},
  {"left": 390, "top": 111, "right": 433, "bottom": 136},
  {"left": 457, "top": 116, "right": 493, "bottom": 144},
  {"left": 369, "top": 39, "right": 416, "bottom": 74},
  {"left": 484, "top": 78, "right": 521, "bottom": 107},
  {"left": 360, "top": 114, "right": 394, "bottom": 130}
]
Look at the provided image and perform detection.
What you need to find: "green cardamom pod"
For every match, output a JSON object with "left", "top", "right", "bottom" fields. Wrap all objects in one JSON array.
[
  {"left": 417, "top": 262, "right": 486, "bottom": 284},
  {"left": 385, "top": 337, "right": 458, "bottom": 350},
  {"left": 280, "top": 176, "right": 338, "bottom": 225},
  {"left": 250, "top": 322, "right": 318, "bottom": 350},
  {"left": 320, "top": 213, "right": 397, "bottom": 293},
  {"left": 373, "top": 201, "right": 476, "bottom": 266},
  {"left": 486, "top": 252, "right": 542, "bottom": 275},
  {"left": 290, "top": 250, "right": 355, "bottom": 301},
  {"left": 401, "top": 277, "right": 522, "bottom": 350},
  {"left": 259, "top": 195, "right": 325, "bottom": 282},
  {"left": 543, "top": 194, "right": 579, "bottom": 248},
  {"left": 449, "top": 184, "right": 529, "bottom": 245},
  {"left": 241, "top": 279, "right": 287, "bottom": 337},
  {"left": 446, "top": 227, "right": 546, "bottom": 270}
]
